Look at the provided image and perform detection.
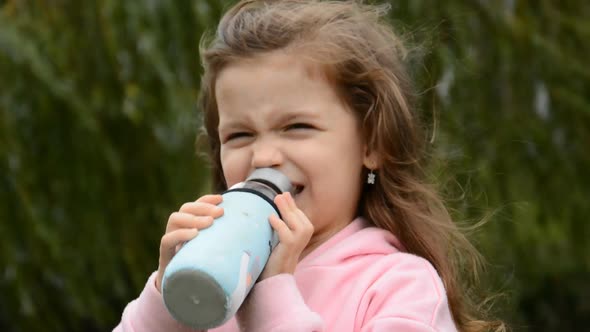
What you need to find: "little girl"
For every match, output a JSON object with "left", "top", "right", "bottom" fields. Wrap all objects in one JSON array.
[{"left": 115, "top": 1, "right": 504, "bottom": 331}]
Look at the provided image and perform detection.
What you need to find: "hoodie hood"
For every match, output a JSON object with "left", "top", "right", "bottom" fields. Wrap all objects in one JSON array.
[{"left": 298, "top": 217, "right": 405, "bottom": 268}]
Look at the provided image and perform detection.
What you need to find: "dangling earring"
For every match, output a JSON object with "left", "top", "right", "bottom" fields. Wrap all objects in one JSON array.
[{"left": 367, "top": 169, "right": 376, "bottom": 184}]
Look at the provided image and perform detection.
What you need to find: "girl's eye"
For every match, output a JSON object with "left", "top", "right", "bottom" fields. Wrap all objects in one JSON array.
[
  {"left": 285, "top": 123, "right": 314, "bottom": 131},
  {"left": 225, "top": 132, "right": 251, "bottom": 141}
]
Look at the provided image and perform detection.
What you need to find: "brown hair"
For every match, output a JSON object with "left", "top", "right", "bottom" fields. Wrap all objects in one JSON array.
[{"left": 198, "top": 1, "right": 505, "bottom": 331}]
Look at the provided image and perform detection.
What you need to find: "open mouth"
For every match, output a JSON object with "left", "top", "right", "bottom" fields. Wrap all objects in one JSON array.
[{"left": 293, "top": 185, "right": 304, "bottom": 196}]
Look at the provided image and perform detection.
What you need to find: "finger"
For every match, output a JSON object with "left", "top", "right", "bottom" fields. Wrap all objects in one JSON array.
[
  {"left": 160, "top": 228, "right": 199, "bottom": 264},
  {"left": 274, "top": 194, "right": 295, "bottom": 226},
  {"left": 282, "top": 193, "right": 314, "bottom": 235},
  {"left": 278, "top": 193, "right": 307, "bottom": 231},
  {"left": 269, "top": 213, "right": 294, "bottom": 245},
  {"left": 295, "top": 208, "right": 314, "bottom": 238},
  {"left": 284, "top": 192, "right": 297, "bottom": 210},
  {"left": 196, "top": 194, "right": 223, "bottom": 204},
  {"left": 179, "top": 201, "right": 224, "bottom": 218},
  {"left": 279, "top": 193, "right": 299, "bottom": 214},
  {"left": 269, "top": 213, "right": 288, "bottom": 232},
  {"left": 166, "top": 212, "right": 213, "bottom": 232}
]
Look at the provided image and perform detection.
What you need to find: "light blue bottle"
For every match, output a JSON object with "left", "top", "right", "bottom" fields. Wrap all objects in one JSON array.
[{"left": 161, "top": 168, "right": 292, "bottom": 329}]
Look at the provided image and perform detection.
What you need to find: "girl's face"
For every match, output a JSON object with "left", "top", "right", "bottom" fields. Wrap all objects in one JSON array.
[{"left": 216, "top": 51, "right": 374, "bottom": 246}]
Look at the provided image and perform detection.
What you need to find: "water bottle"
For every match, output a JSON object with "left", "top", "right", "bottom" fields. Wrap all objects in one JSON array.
[{"left": 161, "top": 168, "right": 293, "bottom": 329}]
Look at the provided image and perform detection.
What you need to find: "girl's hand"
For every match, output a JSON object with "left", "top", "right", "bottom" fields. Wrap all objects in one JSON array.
[
  {"left": 155, "top": 194, "right": 224, "bottom": 292},
  {"left": 259, "top": 192, "right": 314, "bottom": 280}
]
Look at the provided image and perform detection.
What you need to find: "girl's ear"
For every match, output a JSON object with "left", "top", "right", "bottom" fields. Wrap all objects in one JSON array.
[{"left": 363, "top": 146, "right": 380, "bottom": 170}]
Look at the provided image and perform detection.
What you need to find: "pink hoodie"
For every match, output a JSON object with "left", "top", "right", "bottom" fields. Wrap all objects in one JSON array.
[{"left": 114, "top": 218, "right": 457, "bottom": 331}]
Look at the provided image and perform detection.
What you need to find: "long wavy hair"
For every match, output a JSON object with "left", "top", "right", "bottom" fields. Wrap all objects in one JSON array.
[{"left": 197, "top": 1, "right": 505, "bottom": 331}]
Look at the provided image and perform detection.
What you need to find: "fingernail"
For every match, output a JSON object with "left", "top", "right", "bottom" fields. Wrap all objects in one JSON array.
[{"left": 283, "top": 192, "right": 290, "bottom": 200}]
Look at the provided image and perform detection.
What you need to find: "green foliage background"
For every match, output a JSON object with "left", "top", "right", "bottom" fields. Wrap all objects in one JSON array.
[{"left": 1, "top": 1, "right": 588, "bottom": 331}]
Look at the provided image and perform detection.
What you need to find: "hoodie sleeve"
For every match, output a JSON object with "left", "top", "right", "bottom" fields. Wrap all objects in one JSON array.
[
  {"left": 235, "top": 274, "right": 324, "bottom": 331},
  {"left": 357, "top": 254, "right": 458, "bottom": 332},
  {"left": 112, "top": 272, "right": 205, "bottom": 332}
]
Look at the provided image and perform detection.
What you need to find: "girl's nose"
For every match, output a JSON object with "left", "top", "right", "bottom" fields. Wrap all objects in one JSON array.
[{"left": 251, "top": 137, "right": 283, "bottom": 169}]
